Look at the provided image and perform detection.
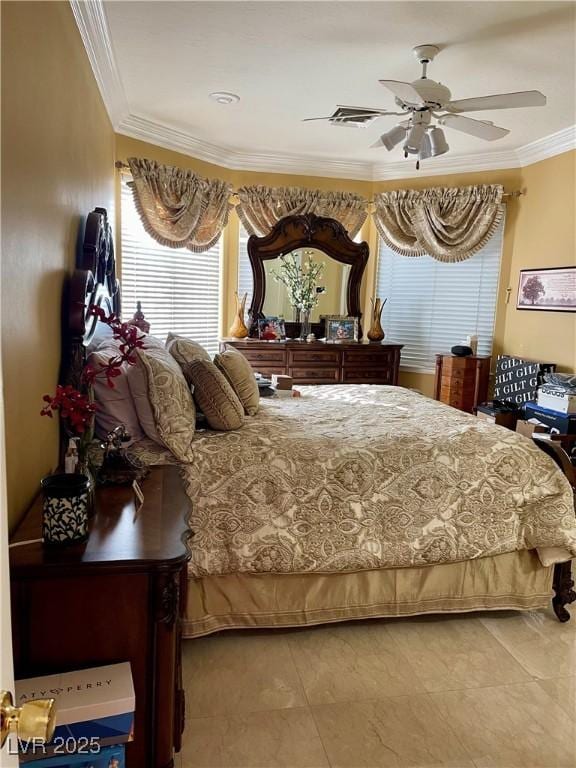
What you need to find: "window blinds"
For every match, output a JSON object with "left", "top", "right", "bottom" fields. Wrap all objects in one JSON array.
[
  {"left": 375, "top": 218, "right": 504, "bottom": 373},
  {"left": 120, "top": 181, "right": 221, "bottom": 356}
]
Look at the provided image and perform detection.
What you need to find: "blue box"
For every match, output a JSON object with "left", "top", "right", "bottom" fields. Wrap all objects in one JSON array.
[
  {"left": 19, "top": 743, "right": 125, "bottom": 767},
  {"left": 524, "top": 401, "right": 576, "bottom": 434}
]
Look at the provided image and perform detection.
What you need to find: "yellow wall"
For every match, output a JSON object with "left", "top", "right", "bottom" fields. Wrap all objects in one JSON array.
[
  {"left": 505, "top": 151, "right": 575, "bottom": 372},
  {"left": 1, "top": 1, "right": 115, "bottom": 530}
]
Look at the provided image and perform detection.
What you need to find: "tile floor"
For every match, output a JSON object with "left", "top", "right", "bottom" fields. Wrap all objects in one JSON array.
[{"left": 178, "top": 608, "right": 576, "bottom": 768}]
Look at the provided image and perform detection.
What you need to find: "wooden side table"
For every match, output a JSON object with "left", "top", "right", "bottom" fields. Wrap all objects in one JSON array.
[
  {"left": 434, "top": 354, "right": 491, "bottom": 413},
  {"left": 10, "top": 465, "right": 191, "bottom": 768}
]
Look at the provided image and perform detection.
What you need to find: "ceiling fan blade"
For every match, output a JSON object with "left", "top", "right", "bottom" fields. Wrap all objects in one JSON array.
[
  {"left": 438, "top": 114, "right": 510, "bottom": 141},
  {"left": 446, "top": 90, "right": 546, "bottom": 113},
  {"left": 379, "top": 80, "right": 425, "bottom": 107},
  {"left": 303, "top": 106, "right": 391, "bottom": 125}
]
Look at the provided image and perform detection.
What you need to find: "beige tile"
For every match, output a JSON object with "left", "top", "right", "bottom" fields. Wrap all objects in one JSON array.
[
  {"left": 431, "top": 681, "right": 576, "bottom": 767},
  {"left": 312, "top": 695, "right": 474, "bottom": 767},
  {"left": 538, "top": 676, "right": 576, "bottom": 719},
  {"left": 383, "top": 615, "right": 531, "bottom": 692},
  {"left": 287, "top": 621, "right": 425, "bottom": 704},
  {"left": 480, "top": 608, "right": 576, "bottom": 679},
  {"left": 183, "top": 633, "right": 307, "bottom": 717},
  {"left": 180, "top": 707, "right": 329, "bottom": 768}
]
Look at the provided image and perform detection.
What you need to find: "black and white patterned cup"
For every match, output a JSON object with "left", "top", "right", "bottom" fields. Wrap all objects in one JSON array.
[{"left": 41, "top": 474, "right": 90, "bottom": 546}]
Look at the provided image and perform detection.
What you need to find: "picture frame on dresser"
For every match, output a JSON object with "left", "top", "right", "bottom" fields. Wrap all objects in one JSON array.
[{"left": 325, "top": 315, "right": 359, "bottom": 343}]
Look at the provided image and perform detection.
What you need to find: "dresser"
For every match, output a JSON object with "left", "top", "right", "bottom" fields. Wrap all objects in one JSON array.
[
  {"left": 10, "top": 466, "right": 191, "bottom": 768},
  {"left": 434, "top": 354, "right": 491, "bottom": 413},
  {"left": 221, "top": 339, "right": 403, "bottom": 385}
]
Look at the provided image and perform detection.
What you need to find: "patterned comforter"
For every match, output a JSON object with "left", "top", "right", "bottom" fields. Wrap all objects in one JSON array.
[{"left": 132, "top": 385, "right": 576, "bottom": 577}]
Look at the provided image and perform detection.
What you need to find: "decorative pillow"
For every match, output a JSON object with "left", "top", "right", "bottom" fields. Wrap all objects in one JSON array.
[
  {"left": 214, "top": 348, "right": 259, "bottom": 416},
  {"left": 89, "top": 343, "right": 144, "bottom": 442},
  {"left": 184, "top": 359, "right": 244, "bottom": 431},
  {"left": 128, "top": 347, "right": 196, "bottom": 461},
  {"left": 166, "top": 333, "right": 211, "bottom": 369}
]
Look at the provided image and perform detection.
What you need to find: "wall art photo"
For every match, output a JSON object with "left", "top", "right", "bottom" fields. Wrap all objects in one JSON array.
[{"left": 517, "top": 267, "right": 575, "bottom": 312}]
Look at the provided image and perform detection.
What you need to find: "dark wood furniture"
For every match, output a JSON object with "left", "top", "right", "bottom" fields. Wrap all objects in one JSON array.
[
  {"left": 221, "top": 338, "right": 403, "bottom": 385},
  {"left": 10, "top": 465, "right": 191, "bottom": 768},
  {"left": 246, "top": 213, "right": 368, "bottom": 338},
  {"left": 434, "top": 354, "right": 491, "bottom": 413}
]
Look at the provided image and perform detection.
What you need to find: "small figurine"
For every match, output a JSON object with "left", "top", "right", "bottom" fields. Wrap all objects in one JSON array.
[
  {"left": 98, "top": 425, "right": 148, "bottom": 486},
  {"left": 130, "top": 301, "right": 150, "bottom": 334},
  {"left": 306, "top": 333, "right": 316, "bottom": 343}
]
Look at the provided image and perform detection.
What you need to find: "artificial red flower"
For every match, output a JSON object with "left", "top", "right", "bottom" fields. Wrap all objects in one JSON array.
[{"left": 41, "top": 305, "right": 147, "bottom": 436}]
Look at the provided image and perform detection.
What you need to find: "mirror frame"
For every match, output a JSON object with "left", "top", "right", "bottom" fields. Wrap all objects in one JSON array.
[{"left": 247, "top": 213, "right": 369, "bottom": 338}]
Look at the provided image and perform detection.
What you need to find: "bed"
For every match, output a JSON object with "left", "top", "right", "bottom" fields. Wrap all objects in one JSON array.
[
  {"left": 68, "top": 207, "right": 576, "bottom": 640},
  {"left": 124, "top": 384, "right": 576, "bottom": 638}
]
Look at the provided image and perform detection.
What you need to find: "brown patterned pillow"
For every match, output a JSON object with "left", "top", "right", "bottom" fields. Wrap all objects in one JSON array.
[
  {"left": 184, "top": 359, "right": 244, "bottom": 431},
  {"left": 166, "top": 333, "right": 211, "bottom": 369},
  {"left": 133, "top": 348, "right": 196, "bottom": 461},
  {"left": 214, "top": 348, "right": 259, "bottom": 416}
]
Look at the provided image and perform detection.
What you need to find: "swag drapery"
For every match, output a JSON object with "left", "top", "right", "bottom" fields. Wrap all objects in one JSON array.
[
  {"left": 372, "top": 184, "right": 504, "bottom": 263},
  {"left": 127, "top": 158, "right": 233, "bottom": 253},
  {"left": 236, "top": 185, "right": 368, "bottom": 238}
]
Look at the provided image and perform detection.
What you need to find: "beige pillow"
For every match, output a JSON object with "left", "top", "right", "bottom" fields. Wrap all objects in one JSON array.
[
  {"left": 214, "top": 348, "right": 259, "bottom": 416},
  {"left": 166, "top": 333, "right": 211, "bottom": 369},
  {"left": 128, "top": 347, "right": 196, "bottom": 461},
  {"left": 185, "top": 359, "right": 244, "bottom": 431}
]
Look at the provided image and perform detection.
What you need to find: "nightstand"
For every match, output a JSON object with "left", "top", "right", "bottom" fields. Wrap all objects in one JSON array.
[
  {"left": 10, "top": 465, "right": 191, "bottom": 768},
  {"left": 434, "top": 354, "right": 491, "bottom": 413}
]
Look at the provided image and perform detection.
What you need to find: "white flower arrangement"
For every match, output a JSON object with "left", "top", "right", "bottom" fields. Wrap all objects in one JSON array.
[{"left": 271, "top": 252, "right": 324, "bottom": 312}]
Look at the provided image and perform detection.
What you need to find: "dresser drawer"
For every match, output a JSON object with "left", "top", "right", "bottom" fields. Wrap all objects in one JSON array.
[
  {"left": 290, "top": 367, "right": 340, "bottom": 384},
  {"left": 342, "top": 367, "right": 393, "bottom": 384},
  {"left": 253, "top": 365, "right": 286, "bottom": 377},
  {"left": 239, "top": 349, "right": 287, "bottom": 364},
  {"left": 289, "top": 349, "right": 340, "bottom": 365},
  {"left": 342, "top": 349, "right": 395, "bottom": 366}
]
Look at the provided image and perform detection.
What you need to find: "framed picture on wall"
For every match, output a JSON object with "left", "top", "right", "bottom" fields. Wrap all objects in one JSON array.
[{"left": 517, "top": 267, "right": 576, "bottom": 312}]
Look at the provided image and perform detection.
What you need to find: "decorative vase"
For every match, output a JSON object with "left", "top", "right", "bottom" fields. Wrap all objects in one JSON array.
[
  {"left": 229, "top": 292, "right": 249, "bottom": 338},
  {"left": 299, "top": 309, "right": 311, "bottom": 341},
  {"left": 41, "top": 473, "right": 90, "bottom": 546},
  {"left": 367, "top": 297, "right": 386, "bottom": 343}
]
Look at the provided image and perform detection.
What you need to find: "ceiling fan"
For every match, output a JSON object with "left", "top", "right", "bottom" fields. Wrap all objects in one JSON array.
[{"left": 304, "top": 45, "right": 547, "bottom": 169}]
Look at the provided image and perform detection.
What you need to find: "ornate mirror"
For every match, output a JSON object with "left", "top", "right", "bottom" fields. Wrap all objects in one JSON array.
[{"left": 247, "top": 213, "right": 368, "bottom": 338}]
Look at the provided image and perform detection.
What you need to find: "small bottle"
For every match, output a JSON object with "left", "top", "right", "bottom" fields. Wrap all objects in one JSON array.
[{"left": 64, "top": 438, "right": 79, "bottom": 473}]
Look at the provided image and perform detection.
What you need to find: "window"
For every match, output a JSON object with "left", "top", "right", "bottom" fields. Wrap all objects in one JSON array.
[
  {"left": 120, "top": 181, "right": 221, "bottom": 355},
  {"left": 375, "top": 218, "right": 504, "bottom": 373}
]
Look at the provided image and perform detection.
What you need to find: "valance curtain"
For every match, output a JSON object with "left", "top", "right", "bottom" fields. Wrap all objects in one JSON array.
[
  {"left": 236, "top": 184, "right": 368, "bottom": 238},
  {"left": 372, "top": 184, "right": 504, "bottom": 263},
  {"left": 127, "top": 157, "right": 233, "bottom": 253}
]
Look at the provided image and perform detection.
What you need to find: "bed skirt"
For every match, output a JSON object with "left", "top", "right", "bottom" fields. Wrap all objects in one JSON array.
[{"left": 183, "top": 550, "right": 553, "bottom": 638}]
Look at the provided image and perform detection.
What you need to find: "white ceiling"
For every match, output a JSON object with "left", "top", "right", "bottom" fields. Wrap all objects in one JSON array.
[{"left": 102, "top": 1, "right": 576, "bottom": 175}]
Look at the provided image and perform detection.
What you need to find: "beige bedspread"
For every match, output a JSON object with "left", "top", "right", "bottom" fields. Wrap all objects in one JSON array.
[{"left": 132, "top": 385, "right": 576, "bottom": 577}]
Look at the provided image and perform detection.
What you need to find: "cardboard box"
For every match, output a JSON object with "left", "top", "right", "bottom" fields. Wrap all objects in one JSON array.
[
  {"left": 16, "top": 664, "right": 134, "bottom": 762},
  {"left": 537, "top": 386, "right": 576, "bottom": 415},
  {"left": 272, "top": 374, "right": 293, "bottom": 391},
  {"left": 516, "top": 419, "right": 549, "bottom": 439}
]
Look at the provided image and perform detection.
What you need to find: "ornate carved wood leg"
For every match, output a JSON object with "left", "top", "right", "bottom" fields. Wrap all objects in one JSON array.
[{"left": 552, "top": 561, "right": 576, "bottom": 622}]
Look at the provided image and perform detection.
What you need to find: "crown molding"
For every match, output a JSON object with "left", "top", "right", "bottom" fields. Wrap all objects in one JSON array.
[
  {"left": 116, "top": 115, "right": 375, "bottom": 180},
  {"left": 74, "top": 0, "right": 575, "bottom": 182},
  {"left": 70, "top": 0, "right": 129, "bottom": 127},
  {"left": 515, "top": 124, "right": 576, "bottom": 167}
]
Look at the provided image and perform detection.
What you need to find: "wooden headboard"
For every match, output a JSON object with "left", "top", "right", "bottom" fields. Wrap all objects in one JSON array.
[{"left": 61, "top": 207, "right": 120, "bottom": 389}]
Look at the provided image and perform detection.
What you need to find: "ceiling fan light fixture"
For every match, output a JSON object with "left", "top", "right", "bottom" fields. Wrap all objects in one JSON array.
[
  {"left": 404, "top": 123, "right": 426, "bottom": 153},
  {"left": 419, "top": 133, "right": 432, "bottom": 160},
  {"left": 378, "top": 124, "right": 407, "bottom": 151},
  {"left": 428, "top": 126, "right": 449, "bottom": 156}
]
